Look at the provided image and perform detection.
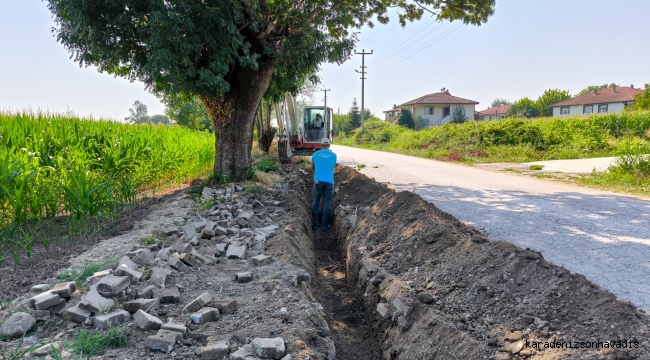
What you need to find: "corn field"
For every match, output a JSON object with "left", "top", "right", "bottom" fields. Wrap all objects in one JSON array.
[{"left": 0, "top": 111, "right": 215, "bottom": 265}]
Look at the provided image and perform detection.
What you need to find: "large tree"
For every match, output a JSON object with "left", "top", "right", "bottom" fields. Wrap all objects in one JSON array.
[
  {"left": 536, "top": 89, "right": 571, "bottom": 116},
  {"left": 47, "top": 0, "right": 496, "bottom": 178}
]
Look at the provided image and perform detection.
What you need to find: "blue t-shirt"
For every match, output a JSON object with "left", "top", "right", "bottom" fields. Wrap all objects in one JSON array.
[{"left": 311, "top": 149, "right": 337, "bottom": 184}]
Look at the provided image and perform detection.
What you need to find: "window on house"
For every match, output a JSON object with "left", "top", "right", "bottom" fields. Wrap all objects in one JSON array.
[
  {"left": 598, "top": 104, "right": 608, "bottom": 113},
  {"left": 583, "top": 105, "right": 593, "bottom": 114},
  {"left": 560, "top": 107, "right": 570, "bottom": 115},
  {"left": 425, "top": 107, "right": 433, "bottom": 115}
]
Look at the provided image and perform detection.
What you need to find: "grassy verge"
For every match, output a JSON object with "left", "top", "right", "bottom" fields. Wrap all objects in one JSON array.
[
  {"left": 338, "top": 113, "right": 650, "bottom": 195},
  {"left": 580, "top": 155, "right": 650, "bottom": 195}
]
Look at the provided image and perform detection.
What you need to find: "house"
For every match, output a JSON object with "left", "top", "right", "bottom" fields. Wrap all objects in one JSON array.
[
  {"left": 399, "top": 88, "right": 478, "bottom": 126},
  {"left": 383, "top": 105, "right": 400, "bottom": 121},
  {"left": 476, "top": 104, "right": 510, "bottom": 121},
  {"left": 550, "top": 85, "right": 643, "bottom": 117}
]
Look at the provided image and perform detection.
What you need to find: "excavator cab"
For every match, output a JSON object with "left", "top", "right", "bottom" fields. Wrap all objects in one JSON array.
[{"left": 303, "top": 107, "right": 330, "bottom": 143}]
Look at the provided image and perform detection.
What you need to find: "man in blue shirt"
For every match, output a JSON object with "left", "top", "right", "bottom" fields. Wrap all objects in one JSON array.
[{"left": 311, "top": 138, "right": 337, "bottom": 231}]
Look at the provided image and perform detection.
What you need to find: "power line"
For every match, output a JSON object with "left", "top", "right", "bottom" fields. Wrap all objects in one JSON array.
[
  {"left": 371, "top": 22, "right": 448, "bottom": 67},
  {"left": 373, "top": 24, "right": 464, "bottom": 74}
]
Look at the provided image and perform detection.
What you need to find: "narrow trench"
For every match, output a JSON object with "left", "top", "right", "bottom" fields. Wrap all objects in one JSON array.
[{"left": 308, "top": 191, "right": 381, "bottom": 360}]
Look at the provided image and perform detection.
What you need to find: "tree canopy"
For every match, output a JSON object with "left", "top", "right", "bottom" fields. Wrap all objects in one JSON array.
[
  {"left": 47, "top": 0, "right": 496, "bottom": 177},
  {"left": 576, "top": 83, "right": 619, "bottom": 97},
  {"left": 491, "top": 98, "right": 512, "bottom": 107},
  {"left": 536, "top": 89, "right": 571, "bottom": 116},
  {"left": 505, "top": 97, "right": 540, "bottom": 118},
  {"left": 631, "top": 83, "right": 650, "bottom": 111}
]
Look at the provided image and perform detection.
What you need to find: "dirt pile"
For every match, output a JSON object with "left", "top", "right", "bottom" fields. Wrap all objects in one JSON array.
[{"left": 332, "top": 166, "right": 650, "bottom": 360}]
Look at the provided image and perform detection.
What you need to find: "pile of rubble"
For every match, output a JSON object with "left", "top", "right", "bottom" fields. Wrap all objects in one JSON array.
[{"left": 1, "top": 180, "right": 335, "bottom": 360}]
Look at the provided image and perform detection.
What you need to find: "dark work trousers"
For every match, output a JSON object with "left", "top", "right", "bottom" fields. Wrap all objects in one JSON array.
[{"left": 312, "top": 182, "right": 333, "bottom": 227}]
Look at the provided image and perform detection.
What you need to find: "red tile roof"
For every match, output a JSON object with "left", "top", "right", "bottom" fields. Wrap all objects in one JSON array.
[
  {"left": 551, "top": 87, "right": 643, "bottom": 107},
  {"left": 400, "top": 90, "right": 479, "bottom": 106},
  {"left": 477, "top": 104, "right": 510, "bottom": 115}
]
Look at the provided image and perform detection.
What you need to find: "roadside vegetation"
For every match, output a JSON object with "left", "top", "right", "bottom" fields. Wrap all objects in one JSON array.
[
  {"left": 0, "top": 110, "right": 215, "bottom": 267},
  {"left": 338, "top": 111, "right": 650, "bottom": 194}
]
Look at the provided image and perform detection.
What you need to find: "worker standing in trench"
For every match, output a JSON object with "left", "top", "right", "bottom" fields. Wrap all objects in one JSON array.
[{"left": 311, "top": 138, "right": 337, "bottom": 231}]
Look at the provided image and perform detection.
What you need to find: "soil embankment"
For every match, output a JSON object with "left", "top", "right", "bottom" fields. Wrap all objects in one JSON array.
[{"left": 331, "top": 166, "right": 650, "bottom": 359}]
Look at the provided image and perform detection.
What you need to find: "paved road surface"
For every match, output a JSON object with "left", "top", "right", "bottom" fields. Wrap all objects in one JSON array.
[
  {"left": 332, "top": 145, "right": 650, "bottom": 311},
  {"left": 524, "top": 157, "right": 618, "bottom": 173}
]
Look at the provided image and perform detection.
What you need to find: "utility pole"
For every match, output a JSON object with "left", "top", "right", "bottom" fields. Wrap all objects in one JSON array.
[
  {"left": 355, "top": 49, "right": 373, "bottom": 130},
  {"left": 321, "top": 88, "right": 330, "bottom": 111}
]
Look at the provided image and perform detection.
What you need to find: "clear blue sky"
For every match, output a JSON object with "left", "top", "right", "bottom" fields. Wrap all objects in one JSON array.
[{"left": 1, "top": 0, "right": 649, "bottom": 119}]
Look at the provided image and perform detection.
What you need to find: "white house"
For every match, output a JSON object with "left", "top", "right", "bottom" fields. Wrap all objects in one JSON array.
[
  {"left": 399, "top": 89, "right": 478, "bottom": 126},
  {"left": 476, "top": 104, "right": 510, "bottom": 121},
  {"left": 550, "top": 86, "right": 643, "bottom": 117}
]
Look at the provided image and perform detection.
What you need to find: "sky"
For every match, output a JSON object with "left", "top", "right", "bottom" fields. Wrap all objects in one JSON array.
[{"left": 1, "top": 1, "right": 649, "bottom": 120}]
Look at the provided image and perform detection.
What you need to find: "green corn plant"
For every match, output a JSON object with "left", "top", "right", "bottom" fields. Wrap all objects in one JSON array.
[{"left": 62, "top": 170, "right": 114, "bottom": 221}]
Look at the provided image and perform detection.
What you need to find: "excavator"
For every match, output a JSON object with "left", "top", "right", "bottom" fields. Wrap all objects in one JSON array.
[{"left": 275, "top": 94, "right": 333, "bottom": 163}]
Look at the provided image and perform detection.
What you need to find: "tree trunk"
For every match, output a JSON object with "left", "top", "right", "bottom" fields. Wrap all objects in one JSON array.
[
  {"left": 199, "top": 63, "right": 275, "bottom": 179},
  {"left": 257, "top": 100, "right": 275, "bottom": 154}
]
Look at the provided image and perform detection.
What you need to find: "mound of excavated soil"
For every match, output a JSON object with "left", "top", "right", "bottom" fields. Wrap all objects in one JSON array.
[{"left": 332, "top": 166, "right": 650, "bottom": 360}]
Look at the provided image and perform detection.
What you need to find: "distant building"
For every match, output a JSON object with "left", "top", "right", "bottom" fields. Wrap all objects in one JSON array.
[
  {"left": 550, "top": 86, "right": 643, "bottom": 116},
  {"left": 382, "top": 105, "right": 400, "bottom": 121},
  {"left": 399, "top": 89, "right": 478, "bottom": 126},
  {"left": 476, "top": 104, "right": 510, "bottom": 121}
]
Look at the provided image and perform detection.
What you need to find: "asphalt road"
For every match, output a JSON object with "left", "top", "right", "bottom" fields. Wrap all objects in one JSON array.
[{"left": 331, "top": 145, "right": 650, "bottom": 312}]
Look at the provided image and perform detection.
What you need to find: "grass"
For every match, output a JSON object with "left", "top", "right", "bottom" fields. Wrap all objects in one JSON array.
[
  {"left": 71, "top": 327, "right": 129, "bottom": 357},
  {"left": 339, "top": 112, "right": 650, "bottom": 194},
  {"left": 581, "top": 155, "right": 650, "bottom": 194},
  {"left": 0, "top": 110, "right": 214, "bottom": 267},
  {"left": 529, "top": 165, "right": 544, "bottom": 170},
  {"left": 58, "top": 259, "right": 117, "bottom": 287}
]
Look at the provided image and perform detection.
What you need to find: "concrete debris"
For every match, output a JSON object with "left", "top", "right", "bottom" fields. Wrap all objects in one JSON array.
[
  {"left": 189, "top": 307, "right": 219, "bottom": 325},
  {"left": 118, "top": 256, "right": 139, "bottom": 271},
  {"left": 0, "top": 312, "right": 36, "bottom": 339},
  {"left": 63, "top": 304, "right": 91, "bottom": 323},
  {"left": 208, "top": 299, "right": 237, "bottom": 315},
  {"left": 169, "top": 256, "right": 192, "bottom": 272},
  {"left": 87, "top": 269, "right": 113, "bottom": 285},
  {"left": 78, "top": 286, "right": 114, "bottom": 314},
  {"left": 161, "top": 323, "right": 188, "bottom": 336},
  {"left": 250, "top": 255, "right": 273, "bottom": 267},
  {"left": 30, "top": 284, "right": 50, "bottom": 294},
  {"left": 196, "top": 340, "right": 229, "bottom": 359},
  {"left": 138, "top": 285, "right": 156, "bottom": 299},
  {"left": 96, "top": 275, "right": 130, "bottom": 297},
  {"left": 132, "top": 248, "right": 155, "bottom": 266},
  {"left": 226, "top": 244, "right": 246, "bottom": 259},
  {"left": 251, "top": 337, "right": 286, "bottom": 359},
  {"left": 235, "top": 272, "right": 253, "bottom": 283},
  {"left": 182, "top": 291, "right": 213, "bottom": 314},
  {"left": 180, "top": 252, "right": 202, "bottom": 267},
  {"left": 93, "top": 309, "right": 130, "bottom": 330},
  {"left": 29, "top": 310, "right": 50, "bottom": 321},
  {"left": 230, "top": 344, "right": 259, "bottom": 360},
  {"left": 114, "top": 265, "right": 143, "bottom": 282},
  {"left": 29, "top": 291, "right": 61, "bottom": 310},
  {"left": 150, "top": 266, "right": 170, "bottom": 287},
  {"left": 124, "top": 298, "right": 159, "bottom": 313},
  {"left": 134, "top": 309, "right": 163, "bottom": 330},
  {"left": 147, "top": 329, "right": 183, "bottom": 353},
  {"left": 157, "top": 287, "right": 181, "bottom": 304}
]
